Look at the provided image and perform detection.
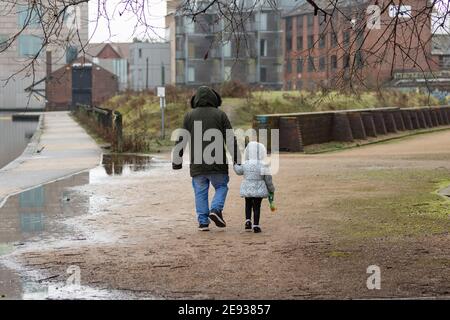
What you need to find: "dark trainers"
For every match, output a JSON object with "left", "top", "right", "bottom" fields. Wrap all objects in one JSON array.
[
  {"left": 209, "top": 209, "right": 226, "bottom": 228},
  {"left": 198, "top": 224, "right": 210, "bottom": 231},
  {"left": 245, "top": 220, "right": 252, "bottom": 231},
  {"left": 253, "top": 225, "right": 262, "bottom": 233}
]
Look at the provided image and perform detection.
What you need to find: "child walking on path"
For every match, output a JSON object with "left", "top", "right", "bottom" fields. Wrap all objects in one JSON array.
[{"left": 234, "top": 142, "right": 275, "bottom": 233}]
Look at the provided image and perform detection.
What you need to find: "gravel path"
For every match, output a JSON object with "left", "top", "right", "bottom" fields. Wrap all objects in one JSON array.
[{"left": 5, "top": 129, "right": 450, "bottom": 299}]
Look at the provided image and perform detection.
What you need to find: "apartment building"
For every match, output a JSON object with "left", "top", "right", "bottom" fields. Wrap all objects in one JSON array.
[
  {"left": 169, "top": 0, "right": 298, "bottom": 87},
  {"left": 0, "top": 1, "right": 88, "bottom": 110},
  {"left": 282, "top": 0, "right": 440, "bottom": 90},
  {"left": 129, "top": 42, "right": 171, "bottom": 91}
]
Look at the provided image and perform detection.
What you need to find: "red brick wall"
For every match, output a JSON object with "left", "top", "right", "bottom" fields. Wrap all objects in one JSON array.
[
  {"left": 46, "top": 63, "right": 118, "bottom": 110},
  {"left": 46, "top": 67, "right": 72, "bottom": 110},
  {"left": 92, "top": 66, "right": 119, "bottom": 106},
  {"left": 283, "top": 0, "right": 439, "bottom": 90},
  {"left": 97, "top": 44, "right": 121, "bottom": 59}
]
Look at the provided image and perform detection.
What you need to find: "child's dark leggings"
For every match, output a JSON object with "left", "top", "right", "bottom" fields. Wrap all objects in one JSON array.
[{"left": 245, "top": 197, "right": 263, "bottom": 225}]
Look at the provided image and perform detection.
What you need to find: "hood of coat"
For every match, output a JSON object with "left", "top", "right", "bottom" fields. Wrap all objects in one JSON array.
[
  {"left": 245, "top": 141, "right": 267, "bottom": 161},
  {"left": 190, "top": 86, "right": 222, "bottom": 109}
]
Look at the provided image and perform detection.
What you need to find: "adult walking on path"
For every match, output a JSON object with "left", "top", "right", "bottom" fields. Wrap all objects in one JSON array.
[{"left": 172, "top": 86, "right": 239, "bottom": 231}]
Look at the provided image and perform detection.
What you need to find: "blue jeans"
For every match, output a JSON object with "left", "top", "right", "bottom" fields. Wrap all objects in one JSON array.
[{"left": 192, "top": 174, "right": 229, "bottom": 225}]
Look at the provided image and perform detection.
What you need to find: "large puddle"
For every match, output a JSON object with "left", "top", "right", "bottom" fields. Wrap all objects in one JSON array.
[
  {"left": 0, "top": 154, "right": 157, "bottom": 300},
  {"left": 0, "top": 113, "right": 38, "bottom": 170}
]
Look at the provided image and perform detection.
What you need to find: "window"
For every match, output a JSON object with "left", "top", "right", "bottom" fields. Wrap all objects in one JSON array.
[
  {"left": 0, "top": 35, "right": 8, "bottom": 51},
  {"left": 286, "top": 16, "right": 293, "bottom": 52},
  {"left": 343, "top": 54, "right": 350, "bottom": 68},
  {"left": 355, "top": 50, "right": 363, "bottom": 68},
  {"left": 331, "top": 55, "right": 337, "bottom": 69},
  {"left": 188, "top": 67, "right": 195, "bottom": 82},
  {"left": 308, "top": 35, "right": 314, "bottom": 49},
  {"left": 18, "top": 35, "right": 42, "bottom": 57},
  {"left": 297, "top": 36, "right": 303, "bottom": 51},
  {"left": 185, "top": 17, "right": 194, "bottom": 33},
  {"left": 223, "top": 41, "right": 231, "bottom": 57},
  {"left": 343, "top": 31, "right": 350, "bottom": 46},
  {"left": 286, "top": 59, "right": 292, "bottom": 74},
  {"left": 286, "top": 17, "right": 293, "bottom": 34},
  {"left": 66, "top": 46, "right": 78, "bottom": 63},
  {"left": 297, "top": 58, "right": 303, "bottom": 73},
  {"left": 286, "top": 36, "right": 292, "bottom": 52},
  {"left": 17, "top": 5, "right": 40, "bottom": 28},
  {"left": 224, "top": 66, "right": 232, "bottom": 80},
  {"left": 331, "top": 32, "right": 338, "bottom": 47},
  {"left": 296, "top": 15, "right": 303, "bottom": 30},
  {"left": 296, "top": 80, "right": 303, "bottom": 90},
  {"left": 356, "top": 30, "right": 364, "bottom": 47},
  {"left": 319, "top": 57, "right": 325, "bottom": 71},
  {"left": 307, "top": 14, "right": 314, "bottom": 27},
  {"left": 260, "top": 13, "right": 267, "bottom": 31},
  {"left": 260, "top": 67, "right": 267, "bottom": 82},
  {"left": 319, "top": 12, "right": 327, "bottom": 32},
  {"left": 138, "top": 48, "right": 142, "bottom": 58},
  {"left": 319, "top": 34, "right": 326, "bottom": 48},
  {"left": 307, "top": 56, "right": 315, "bottom": 72},
  {"left": 260, "top": 39, "right": 267, "bottom": 57}
]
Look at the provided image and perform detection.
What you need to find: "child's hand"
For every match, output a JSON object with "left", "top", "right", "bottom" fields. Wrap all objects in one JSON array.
[{"left": 268, "top": 192, "right": 276, "bottom": 212}]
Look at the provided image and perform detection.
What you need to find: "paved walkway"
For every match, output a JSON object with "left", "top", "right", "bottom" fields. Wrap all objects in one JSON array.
[{"left": 0, "top": 112, "right": 102, "bottom": 204}]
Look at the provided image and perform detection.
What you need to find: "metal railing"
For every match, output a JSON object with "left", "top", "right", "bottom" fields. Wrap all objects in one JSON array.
[{"left": 72, "top": 104, "right": 123, "bottom": 152}]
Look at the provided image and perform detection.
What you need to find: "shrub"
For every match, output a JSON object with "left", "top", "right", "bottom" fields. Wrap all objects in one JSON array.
[{"left": 220, "top": 80, "right": 251, "bottom": 98}]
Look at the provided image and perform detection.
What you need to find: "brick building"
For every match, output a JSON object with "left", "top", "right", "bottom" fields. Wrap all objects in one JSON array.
[
  {"left": 85, "top": 43, "right": 130, "bottom": 91},
  {"left": 0, "top": 1, "right": 89, "bottom": 110},
  {"left": 282, "top": 0, "right": 440, "bottom": 90},
  {"left": 46, "top": 57, "right": 118, "bottom": 110}
]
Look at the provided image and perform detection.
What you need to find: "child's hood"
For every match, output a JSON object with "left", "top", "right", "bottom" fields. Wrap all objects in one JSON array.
[{"left": 245, "top": 141, "right": 267, "bottom": 161}]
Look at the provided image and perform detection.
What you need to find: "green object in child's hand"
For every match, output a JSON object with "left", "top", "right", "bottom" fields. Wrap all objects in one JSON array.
[{"left": 268, "top": 192, "right": 276, "bottom": 212}]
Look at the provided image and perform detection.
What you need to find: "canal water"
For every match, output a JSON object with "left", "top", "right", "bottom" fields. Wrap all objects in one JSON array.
[
  {"left": 0, "top": 113, "right": 38, "bottom": 170},
  {"left": 0, "top": 154, "right": 157, "bottom": 300}
]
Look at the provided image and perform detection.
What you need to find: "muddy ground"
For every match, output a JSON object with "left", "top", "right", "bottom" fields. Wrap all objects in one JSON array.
[{"left": 4, "top": 130, "right": 450, "bottom": 299}]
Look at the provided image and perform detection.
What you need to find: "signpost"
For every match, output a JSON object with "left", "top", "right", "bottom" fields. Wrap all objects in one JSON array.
[{"left": 157, "top": 86, "right": 166, "bottom": 139}]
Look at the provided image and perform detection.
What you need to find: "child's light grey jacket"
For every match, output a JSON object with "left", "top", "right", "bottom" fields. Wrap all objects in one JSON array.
[{"left": 233, "top": 142, "right": 275, "bottom": 198}]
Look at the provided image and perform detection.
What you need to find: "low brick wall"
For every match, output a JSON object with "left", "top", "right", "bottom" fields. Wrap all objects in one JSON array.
[{"left": 254, "top": 106, "right": 450, "bottom": 152}]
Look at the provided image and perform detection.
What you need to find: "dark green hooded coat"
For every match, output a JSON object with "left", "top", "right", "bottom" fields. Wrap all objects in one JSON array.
[{"left": 173, "top": 86, "right": 239, "bottom": 177}]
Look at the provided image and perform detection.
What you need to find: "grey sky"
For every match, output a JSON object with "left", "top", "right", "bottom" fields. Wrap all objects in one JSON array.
[{"left": 88, "top": 0, "right": 167, "bottom": 43}]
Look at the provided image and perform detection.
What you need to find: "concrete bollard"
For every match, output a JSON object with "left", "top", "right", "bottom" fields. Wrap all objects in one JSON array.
[
  {"left": 372, "top": 111, "right": 388, "bottom": 135},
  {"left": 429, "top": 108, "right": 439, "bottom": 126},
  {"left": 446, "top": 107, "right": 450, "bottom": 124},
  {"left": 401, "top": 110, "right": 413, "bottom": 130},
  {"left": 422, "top": 109, "right": 434, "bottom": 127},
  {"left": 440, "top": 107, "right": 449, "bottom": 125},
  {"left": 347, "top": 112, "right": 367, "bottom": 140},
  {"left": 383, "top": 111, "right": 398, "bottom": 133},
  {"left": 361, "top": 112, "right": 377, "bottom": 137},
  {"left": 416, "top": 109, "right": 427, "bottom": 128},
  {"left": 393, "top": 110, "right": 406, "bottom": 131},
  {"left": 409, "top": 110, "right": 421, "bottom": 129},
  {"left": 332, "top": 113, "right": 354, "bottom": 142}
]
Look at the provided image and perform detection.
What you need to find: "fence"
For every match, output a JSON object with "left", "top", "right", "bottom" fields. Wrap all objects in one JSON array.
[
  {"left": 254, "top": 106, "right": 450, "bottom": 152},
  {"left": 72, "top": 104, "right": 123, "bottom": 152}
]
